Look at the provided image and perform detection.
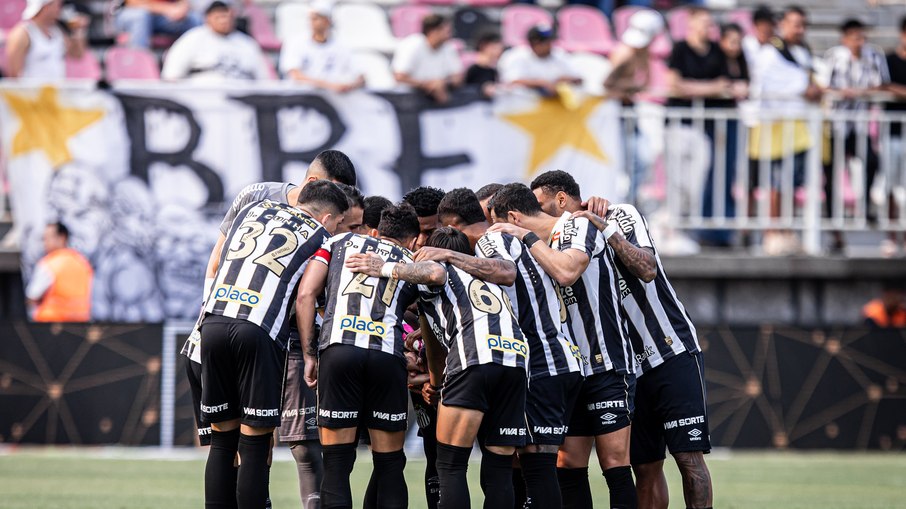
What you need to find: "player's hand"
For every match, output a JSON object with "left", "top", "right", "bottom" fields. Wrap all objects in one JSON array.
[
  {"left": 303, "top": 355, "right": 318, "bottom": 388},
  {"left": 404, "top": 327, "right": 423, "bottom": 351},
  {"left": 408, "top": 373, "right": 429, "bottom": 390},
  {"left": 421, "top": 383, "right": 440, "bottom": 406},
  {"left": 570, "top": 210, "right": 607, "bottom": 232},
  {"left": 345, "top": 252, "right": 384, "bottom": 277},
  {"left": 487, "top": 222, "right": 530, "bottom": 241},
  {"left": 414, "top": 247, "right": 451, "bottom": 264},
  {"left": 582, "top": 196, "right": 611, "bottom": 218}
]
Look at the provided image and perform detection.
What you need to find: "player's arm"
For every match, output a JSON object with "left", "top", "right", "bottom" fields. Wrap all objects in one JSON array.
[
  {"left": 418, "top": 314, "right": 447, "bottom": 389},
  {"left": 345, "top": 253, "right": 447, "bottom": 286},
  {"left": 574, "top": 200, "right": 657, "bottom": 283},
  {"left": 204, "top": 233, "right": 226, "bottom": 280},
  {"left": 295, "top": 260, "right": 329, "bottom": 388},
  {"left": 487, "top": 223, "right": 589, "bottom": 287},
  {"left": 414, "top": 247, "right": 517, "bottom": 286}
]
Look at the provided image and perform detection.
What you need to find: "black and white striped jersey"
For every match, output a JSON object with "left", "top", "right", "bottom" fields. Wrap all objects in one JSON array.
[
  {"left": 219, "top": 182, "right": 295, "bottom": 236},
  {"left": 419, "top": 263, "right": 528, "bottom": 379},
  {"left": 607, "top": 204, "right": 700, "bottom": 374},
  {"left": 550, "top": 212, "right": 633, "bottom": 375},
  {"left": 316, "top": 233, "right": 419, "bottom": 360},
  {"left": 475, "top": 232, "right": 584, "bottom": 379},
  {"left": 204, "top": 199, "right": 329, "bottom": 349}
]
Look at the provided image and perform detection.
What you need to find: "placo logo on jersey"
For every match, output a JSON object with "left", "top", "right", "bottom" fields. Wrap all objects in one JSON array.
[
  {"left": 213, "top": 284, "right": 262, "bottom": 306},
  {"left": 339, "top": 315, "right": 387, "bottom": 336},
  {"left": 487, "top": 335, "right": 528, "bottom": 357}
]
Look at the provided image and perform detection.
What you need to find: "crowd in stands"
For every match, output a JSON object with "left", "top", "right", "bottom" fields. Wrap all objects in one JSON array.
[{"left": 3, "top": 0, "right": 906, "bottom": 256}]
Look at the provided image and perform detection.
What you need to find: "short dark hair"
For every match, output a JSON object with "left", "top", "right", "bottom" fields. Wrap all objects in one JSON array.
[
  {"left": 783, "top": 5, "right": 806, "bottom": 19},
  {"left": 49, "top": 221, "right": 70, "bottom": 240},
  {"left": 312, "top": 149, "right": 357, "bottom": 186},
  {"left": 402, "top": 186, "right": 445, "bottom": 218},
  {"left": 422, "top": 14, "right": 448, "bottom": 36},
  {"left": 475, "top": 183, "right": 503, "bottom": 202},
  {"left": 205, "top": 0, "right": 230, "bottom": 14},
  {"left": 687, "top": 6, "right": 710, "bottom": 17},
  {"left": 363, "top": 195, "right": 393, "bottom": 230},
  {"left": 475, "top": 31, "right": 501, "bottom": 51},
  {"left": 427, "top": 227, "right": 471, "bottom": 256},
  {"left": 840, "top": 18, "right": 865, "bottom": 33},
  {"left": 296, "top": 180, "right": 350, "bottom": 217},
  {"left": 721, "top": 23, "right": 743, "bottom": 38},
  {"left": 529, "top": 170, "right": 581, "bottom": 199},
  {"left": 490, "top": 183, "right": 542, "bottom": 219},
  {"left": 378, "top": 203, "right": 421, "bottom": 243},
  {"left": 337, "top": 183, "right": 365, "bottom": 210},
  {"left": 752, "top": 5, "right": 775, "bottom": 25},
  {"left": 436, "top": 188, "right": 487, "bottom": 226}
]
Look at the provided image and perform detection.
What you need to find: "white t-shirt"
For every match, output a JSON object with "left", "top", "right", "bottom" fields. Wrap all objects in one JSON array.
[
  {"left": 278, "top": 36, "right": 360, "bottom": 83},
  {"left": 752, "top": 40, "right": 812, "bottom": 112},
  {"left": 162, "top": 26, "right": 270, "bottom": 82},
  {"left": 499, "top": 46, "right": 577, "bottom": 84},
  {"left": 22, "top": 22, "right": 65, "bottom": 81},
  {"left": 391, "top": 34, "right": 461, "bottom": 82}
]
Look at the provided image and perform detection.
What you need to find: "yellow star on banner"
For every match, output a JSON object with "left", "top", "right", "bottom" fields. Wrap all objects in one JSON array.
[
  {"left": 502, "top": 96, "right": 609, "bottom": 176},
  {"left": 3, "top": 86, "right": 105, "bottom": 168}
]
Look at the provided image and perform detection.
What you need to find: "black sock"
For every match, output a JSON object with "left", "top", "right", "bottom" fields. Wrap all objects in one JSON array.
[
  {"left": 290, "top": 440, "right": 323, "bottom": 508},
  {"left": 363, "top": 468, "right": 378, "bottom": 509},
  {"left": 372, "top": 450, "right": 408, "bottom": 509},
  {"left": 603, "top": 466, "right": 637, "bottom": 509},
  {"left": 480, "top": 450, "right": 514, "bottom": 509},
  {"left": 557, "top": 467, "right": 592, "bottom": 509},
  {"left": 205, "top": 429, "right": 240, "bottom": 509},
  {"left": 424, "top": 432, "right": 440, "bottom": 509},
  {"left": 521, "top": 453, "right": 560, "bottom": 509},
  {"left": 236, "top": 433, "right": 272, "bottom": 509},
  {"left": 320, "top": 443, "right": 357, "bottom": 509},
  {"left": 435, "top": 442, "right": 472, "bottom": 509},
  {"left": 512, "top": 467, "right": 526, "bottom": 509}
]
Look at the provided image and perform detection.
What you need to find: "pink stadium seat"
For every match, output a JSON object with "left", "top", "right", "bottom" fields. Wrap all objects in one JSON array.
[
  {"left": 668, "top": 7, "right": 719, "bottom": 42},
  {"left": 414, "top": 0, "right": 456, "bottom": 5},
  {"left": 390, "top": 5, "right": 432, "bottom": 39},
  {"left": 464, "top": 0, "right": 510, "bottom": 7},
  {"left": 245, "top": 2, "right": 281, "bottom": 51},
  {"left": 104, "top": 47, "right": 160, "bottom": 81},
  {"left": 612, "top": 6, "right": 671, "bottom": 59},
  {"left": 726, "top": 9, "right": 755, "bottom": 37},
  {"left": 460, "top": 50, "right": 478, "bottom": 69},
  {"left": 0, "top": 0, "right": 25, "bottom": 32},
  {"left": 65, "top": 51, "right": 102, "bottom": 80},
  {"left": 501, "top": 5, "right": 553, "bottom": 48},
  {"left": 556, "top": 5, "right": 615, "bottom": 55}
]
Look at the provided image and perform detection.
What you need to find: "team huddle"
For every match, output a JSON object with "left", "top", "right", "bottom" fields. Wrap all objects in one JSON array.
[{"left": 181, "top": 149, "right": 713, "bottom": 509}]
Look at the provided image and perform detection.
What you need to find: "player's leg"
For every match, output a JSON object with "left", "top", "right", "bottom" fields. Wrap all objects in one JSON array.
[
  {"left": 595, "top": 427, "right": 636, "bottom": 509},
  {"left": 478, "top": 364, "right": 527, "bottom": 509},
  {"left": 281, "top": 336, "right": 322, "bottom": 509},
  {"left": 434, "top": 367, "right": 487, "bottom": 509},
  {"left": 415, "top": 401, "right": 441, "bottom": 509},
  {"left": 632, "top": 460, "right": 668, "bottom": 509},
  {"left": 589, "top": 373, "right": 637, "bottom": 509},
  {"left": 184, "top": 355, "right": 213, "bottom": 446},
  {"left": 556, "top": 437, "right": 594, "bottom": 509},
  {"left": 630, "top": 361, "right": 669, "bottom": 509},
  {"left": 290, "top": 440, "right": 323, "bottom": 509}
]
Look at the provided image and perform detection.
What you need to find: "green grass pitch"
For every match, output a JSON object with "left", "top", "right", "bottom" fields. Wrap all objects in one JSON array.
[{"left": 0, "top": 448, "right": 903, "bottom": 508}]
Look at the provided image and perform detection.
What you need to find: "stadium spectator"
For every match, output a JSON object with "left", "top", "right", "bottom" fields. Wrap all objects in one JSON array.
[
  {"left": 25, "top": 222, "right": 93, "bottom": 322},
  {"left": 279, "top": 0, "right": 364, "bottom": 93},
  {"left": 115, "top": 0, "right": 201, "bottom": 50},
  {"left": 742, "top": 5, "right": 776, "bottom": 83},
  {"left": 499, "top": 25, "right": 581, "bottom": 96},
  {"left": 5, "top": 0, "right": 88, "bottom": 80},
  {"left": 749, "top": 5, "right": 821, "bottom": 255},
  {"left": 402, "top": 186, "right": 446, "bottom": 250},
  {"left": 465, "top": 31, "right": 504, "bottom": 98},
  {"left": 392, "top": 14, "right": 463, "bottom": 103},
  {"left": 882, "top": 16, "right": 906, "bottom": 256},
  {"left": 667, "top": 6, "right": 745, "bottom": 248},
  {"left": 823, "top": 19, "right": 889, "bottom": 253},
  {"left": 863, "top": 282, "right": 906, "bottom": 327},
  {"left": 161, "top": 0, "right": 270, "bottom": 82}
]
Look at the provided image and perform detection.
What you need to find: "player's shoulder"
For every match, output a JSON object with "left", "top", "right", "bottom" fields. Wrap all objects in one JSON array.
[
  {"left": 609, "top": 203, "right": 647, "bottom": 228},
  {"left": 476, "top": 231, "right": 515, "bottom": 257}
]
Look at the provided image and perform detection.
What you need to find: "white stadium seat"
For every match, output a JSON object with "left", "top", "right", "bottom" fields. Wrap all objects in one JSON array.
[
  {"left": 355, "top": 50, "right": 397, "bottom": 90},
  {"left": 275, "top": 2, "right": 313, "bottom": 43},
  {"left": 333, "top": 3, "right": 398, "bottom": 53}
]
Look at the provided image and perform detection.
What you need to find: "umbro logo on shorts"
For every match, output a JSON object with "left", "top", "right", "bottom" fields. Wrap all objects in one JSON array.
[{"left": 688, "top": 428, "right": 703, "bottom": 440}]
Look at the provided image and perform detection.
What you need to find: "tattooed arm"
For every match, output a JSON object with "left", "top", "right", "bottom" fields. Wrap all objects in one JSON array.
[
  {"left": 415, "top": 247, "right": 517, "bottom": 286},
  {"left": 572, "top": 210, "right": 657, "bottom": 283},
  {"left": 346, "top": 252, "right": 447, "bottom": 286}
]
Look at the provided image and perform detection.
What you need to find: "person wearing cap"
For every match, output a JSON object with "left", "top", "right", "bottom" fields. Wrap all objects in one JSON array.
[
  {"left": 741, "top": 5, "right": 775, "bottom": 83},
  {"left": 115, "top": 0, "right": 201, "bottom": 50},
  {"left": 279, "top": 0, "right": 364, "bottom": 93},
  {"left": 5, "top": 0, "right": 88, "bottom": 80},
  {"left": 161, "top": 0, "right": 270, "bottom": 82},
  {"left": 499, "top": 25, "right": 581, "bottom": 95},
  {"left": 392, "top": 14, "right": 463, "bottom": 103}
]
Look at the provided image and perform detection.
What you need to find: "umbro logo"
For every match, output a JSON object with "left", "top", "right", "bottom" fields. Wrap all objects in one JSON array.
[
  {"left": 600, "top": 412, "right": 617, "bottom": 425},
  {"left": 305, "top": 417, "right": 316, "bottom": 426},
  {"left": 688, "top": 428, "right": 703, "bottom": 439}
]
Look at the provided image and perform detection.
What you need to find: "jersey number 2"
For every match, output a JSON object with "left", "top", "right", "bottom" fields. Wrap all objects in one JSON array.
[
  {"left": 343, "top": 273, "right": 399, "bottom": 306},
  {"left": 226, "top": 222, "right": 298, "bottom": 277}
]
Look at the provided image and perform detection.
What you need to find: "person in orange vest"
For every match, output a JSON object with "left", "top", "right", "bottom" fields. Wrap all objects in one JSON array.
[
  {"left": 863, "top": 282, "right": 906, "bottom": 328},
  {"left": 25, "top": 222, "right": 93, "bottom": 322}
]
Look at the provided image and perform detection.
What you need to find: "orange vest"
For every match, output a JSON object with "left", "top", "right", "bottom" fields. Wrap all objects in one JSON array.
[
  {"left": 34, "top": 248, "right": 93, "bottom": 322},
  {"left": 862, "top": 300, "right": 906, "bottom": 328}
]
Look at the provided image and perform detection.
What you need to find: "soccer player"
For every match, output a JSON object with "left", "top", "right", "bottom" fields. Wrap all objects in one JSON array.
[
  {"left": 402, "top": 186, "right": 445, "bottom": 250},
  {"left": 475, "top": 183, "right": 503, "bottom": 225},
  {"left": 422, "top": 188, "right": 583, "bottom": 509},
  {"left": 362, "top": 196, "right": 393, "bottom": 231},
  {"left": 488, "top": 183, "right": 637, "bottom": 509},
  {"left": 347, "top": 226, "right": 528, "bottom": 509},
  {"left": 531, "top": 170, "right": 712, "bottom": 509},
  {"left": 200, "top": 181, "right": 349, "bottom": 509},
  {"left": 296, "top": 204, "right": 444, "bottom": 509}
]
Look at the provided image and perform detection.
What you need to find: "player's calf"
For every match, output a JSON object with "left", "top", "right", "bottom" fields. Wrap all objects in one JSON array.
[{"left": 673, "top": 451, "right": 712, "bottom": 509}]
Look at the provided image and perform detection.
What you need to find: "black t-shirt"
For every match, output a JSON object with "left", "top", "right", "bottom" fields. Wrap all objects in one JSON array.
[
  {"left": 465, "top": 64, "right": 498, "bottom": 91},
  {"left": 885, "top": 52, "right": 906, "bottom": 135},
  {"left": 667, "top": 40, "right": 730, "bottom": 109}
]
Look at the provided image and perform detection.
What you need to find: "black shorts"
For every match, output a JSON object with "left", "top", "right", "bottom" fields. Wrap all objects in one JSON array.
[
  {"left": 525, "top": 372, "right": 583, "bottom": 445},
  {"left": 279, "top": 337, "right": 319, "bottom": 442},
  {"left": 200, "top": 315, "right": 287, "bottom": 428},
  {"left": 317, "top": 344, "right": 409, "bottom": 432},
  {"left": 631, "top": 351, "right": 710, "bottom": 465},
  {"left": 412, "top": 392, "right": 437, "bottom": 438},
  {"left": 442, "top": 363, "right": 528, "bottom": 448},
  {"left": 567, "top": 370, "right": 636, "bottom": 437},
  {"left": 184, "top": 355, "right": 212, "bottom": 446}
]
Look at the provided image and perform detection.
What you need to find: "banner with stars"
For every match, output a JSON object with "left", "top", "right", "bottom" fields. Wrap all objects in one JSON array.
[{"left": 0, "top": 83, "right": 625, "bottom": 322}]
